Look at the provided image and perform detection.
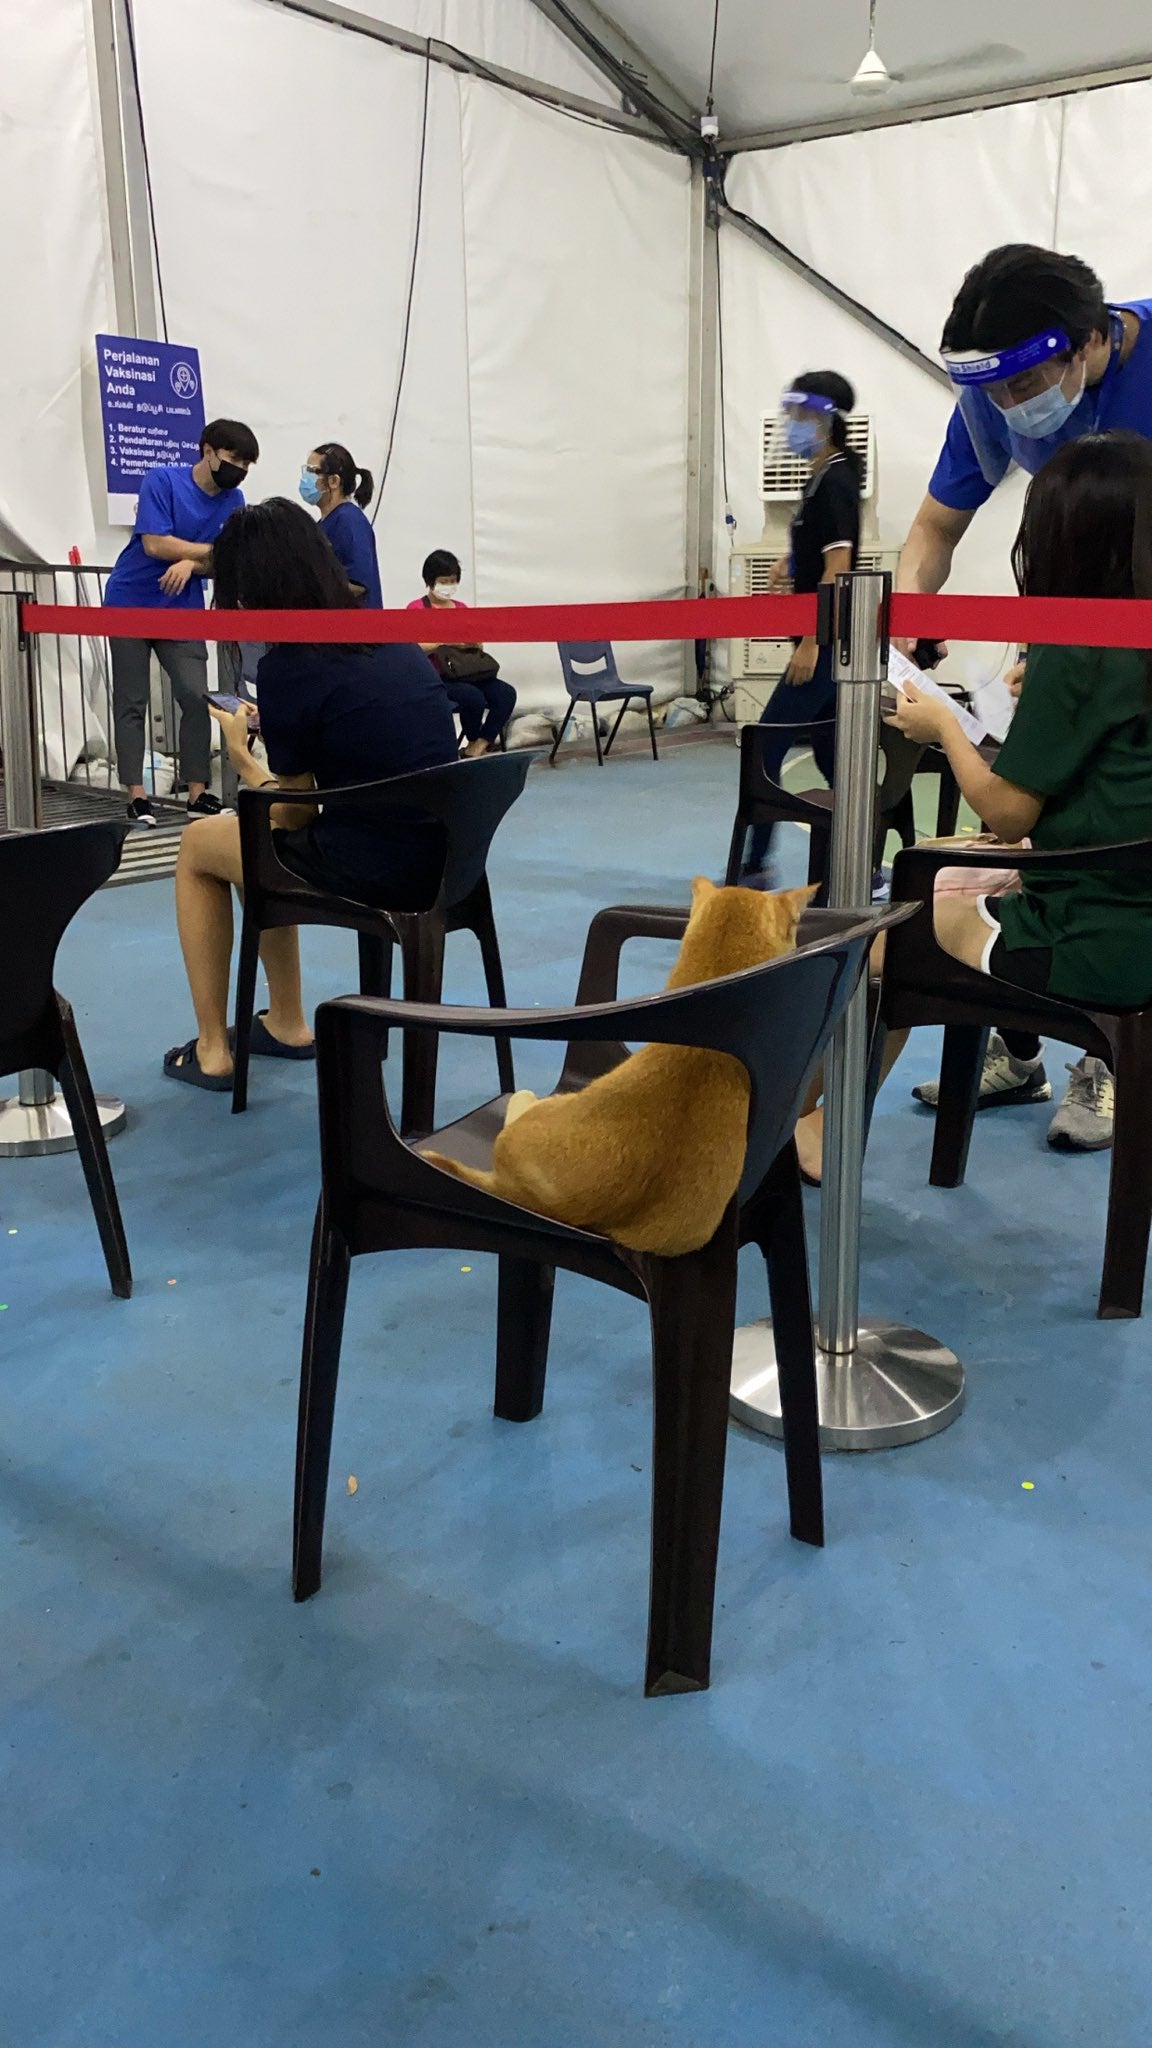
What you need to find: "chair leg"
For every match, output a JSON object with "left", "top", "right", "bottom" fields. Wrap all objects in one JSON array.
[
  {"left": 935, "top": 758, "right": 961, "bottom": 838},
  {"left": 724, "top": 809, "right": 748, "bottom": 887},
  {"left": 472, "top": 882, "right": 516, "bottom": 1098},
  {"left": 549, "top": 702, "right": 575, "bottom": 764},
  {"left": 641, "top": 1209, "right": 739, "bottom": 1696},
  {"left": 230, "top": 908, "right": 262, "bottom": 1116},
  {"left": 357, "top": 931, "right": 392, "bottom": 998},
  {"left": 592, "top": 699, "right": 605, "bottom": 766},
  {"left": 358, "top": 931, "right": 394, "bottom": 1059},
  {"left": 603, "top": 698, "right": 630, "bottom": 756},
  {"left": 398, "top": 915, "right": 446, "bottom": 1139},
  {"left": 928, "top": 1025, "right": 990, "bottom": 1188},
  {"left": 645, "top": 696, "right": 659, "bottom": 762},
  {"left": 1098, "top": 1022, "right": 1152, "bottom": 1318},
  {"left": 807, "top": 826, "right": 831, "bottom": 905},
  {"left": 494, "top": 1256, "right": 555, "bottom": 1420},
  {"left": 55, "top": 1012, "right": 132, "bottom": 1300},
  {"left": 293, "top": 1198, "right": 352, "bottom": 1600},
  {"left": 758, "top": 1145, "right": 823, "bottom": 1547}
]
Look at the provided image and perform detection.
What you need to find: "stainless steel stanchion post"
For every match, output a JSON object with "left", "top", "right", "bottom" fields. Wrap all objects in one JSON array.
[
  {"left": 0, "top": 592, "right": 126, "bottom": 1158},
  {"left": 730, "top": 571, "right": 964, "bottom": 1449}
]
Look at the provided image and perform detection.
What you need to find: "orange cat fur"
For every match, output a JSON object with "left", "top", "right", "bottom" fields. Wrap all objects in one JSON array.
[{"left": 423, "top": 877, "right": 816, "bottom": 1256}]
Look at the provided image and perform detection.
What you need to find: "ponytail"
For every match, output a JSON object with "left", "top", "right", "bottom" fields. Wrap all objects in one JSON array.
[
  {"left": 312, "top": 441, "right": 373, "bottom": 509},
  {"left": 829, "top": 412, "right": 865, "bottom": 492}
]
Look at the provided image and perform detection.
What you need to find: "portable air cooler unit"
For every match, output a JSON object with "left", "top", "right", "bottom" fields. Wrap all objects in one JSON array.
[{"left": 729, "top": 410, "right": 899, "bottom": 723}]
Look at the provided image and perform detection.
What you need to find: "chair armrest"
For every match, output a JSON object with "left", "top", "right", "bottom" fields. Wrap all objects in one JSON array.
[{"left": 572, "top": 904, "right": 689, "bottom": 1007}]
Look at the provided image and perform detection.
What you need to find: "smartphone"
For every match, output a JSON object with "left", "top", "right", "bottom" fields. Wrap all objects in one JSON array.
[{"left": 208, "top": 688, "right": 260, "bottom": 725}]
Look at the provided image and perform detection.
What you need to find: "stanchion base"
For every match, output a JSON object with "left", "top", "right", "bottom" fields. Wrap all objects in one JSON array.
[
  {"left": 730, "top": 1315, "right": 965, "bottom": 1451},
  {"left": 0, "top": 1095, "right": 126, "bottom": 1158}
]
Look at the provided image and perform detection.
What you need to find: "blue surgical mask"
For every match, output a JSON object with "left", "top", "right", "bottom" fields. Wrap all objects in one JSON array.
[
  {"left": 299, "top": 470, "right": 323, "bottom": 506},
  {"left": 998, "top": 367, "right": 1085, "bottom": 440},
  {"left": 786, "top": 420, "right": 824, "bottom": 461}
]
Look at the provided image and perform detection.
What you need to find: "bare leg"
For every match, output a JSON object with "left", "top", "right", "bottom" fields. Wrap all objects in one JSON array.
[
  {"left": 795, "top": 932, "right": 908, "bottom": 1185},
  {"left": 174, "top": 817, "right": 310, "bottom": 1077}
]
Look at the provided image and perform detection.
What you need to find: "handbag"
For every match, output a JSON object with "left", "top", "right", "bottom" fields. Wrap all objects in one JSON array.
[
  {"left": 431, "top": 644, "right": 500, "bottom": 684},
  {"left": 421, "top": 594, "right": 499, "bottom": 684}
]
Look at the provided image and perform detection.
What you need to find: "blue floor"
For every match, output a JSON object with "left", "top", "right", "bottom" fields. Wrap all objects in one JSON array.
[{"left": 4, "top": 739, "right": 1149, "bottom": 2045}]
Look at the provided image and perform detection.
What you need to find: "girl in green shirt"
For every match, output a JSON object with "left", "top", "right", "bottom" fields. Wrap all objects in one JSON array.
[{"left": 889, "top": 431, "right": 1152, "bottom": 1010}]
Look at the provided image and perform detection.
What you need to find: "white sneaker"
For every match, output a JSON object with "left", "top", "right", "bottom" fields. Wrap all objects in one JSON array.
[
  {"left": 1047, "top": 1056, "right": 1115, "bottom": 1151},
  {"left": 912, "top": 1032, "right": 1052, "bottom": 1111}
]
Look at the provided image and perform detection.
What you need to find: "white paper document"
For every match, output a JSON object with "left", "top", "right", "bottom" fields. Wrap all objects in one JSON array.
[{"left": 887, "top": 645, "right": 988, "bottom": 745}]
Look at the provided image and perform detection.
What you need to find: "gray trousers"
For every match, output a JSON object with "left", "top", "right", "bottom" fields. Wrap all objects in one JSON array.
[{"left": 110, "top": 637, "right": 210, "bottom": 789}]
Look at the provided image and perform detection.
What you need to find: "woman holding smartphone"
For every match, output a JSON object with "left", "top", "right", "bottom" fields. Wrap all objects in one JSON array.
[{"left": 163, "top": 498, "right": 456, "bottom": 1091}]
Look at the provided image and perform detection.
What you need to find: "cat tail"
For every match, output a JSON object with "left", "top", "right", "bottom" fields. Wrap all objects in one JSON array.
[{"left": 421, "top": 1150, "right": 501, "bottom": 1193}]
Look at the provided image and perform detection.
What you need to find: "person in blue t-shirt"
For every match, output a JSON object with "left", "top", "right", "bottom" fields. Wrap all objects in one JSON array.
[
  {"left": 897, "top": 245, "right": 1152, "bottom": 1151},
  {"left": 104, "top": 417, "right": 259, "bottom": 827},
  {"left": 298, "top": 442, "right": 382, "bottom": 606}
]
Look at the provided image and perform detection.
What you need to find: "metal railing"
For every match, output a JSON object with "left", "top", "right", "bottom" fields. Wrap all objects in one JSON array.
[{"left": 0, "top": 559, "right": 240, "bottom": 881}]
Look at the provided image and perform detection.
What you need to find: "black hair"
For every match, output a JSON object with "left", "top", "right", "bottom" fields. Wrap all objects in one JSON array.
[
  {"left": 942, "top": 244, "right": 1109, "bottom": 356},
  {"left": 212, "top": 497, "right": 359, "bottom": 612},
  {"left": 200, "top": 417, "right": 259, "bottom": 464},
  {"left": 422, "top": 549, "right": 461, "bottom": 586},
  {"left": 789, "top": 369, "right": 863, "bottom": 488},
  {"left": 1011, "top": 431, "right": 1152, "bottom": 702},
  {"left": 311, "top": 440, "right": 374, "bottom": 509}
]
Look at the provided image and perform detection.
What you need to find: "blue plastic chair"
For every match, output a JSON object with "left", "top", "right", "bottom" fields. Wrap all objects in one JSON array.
[{"left": 551, "top": 641, "right": 659, "bottom": 765}]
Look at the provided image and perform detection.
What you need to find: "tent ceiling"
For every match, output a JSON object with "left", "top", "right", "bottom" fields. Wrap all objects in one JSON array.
[{"left": 588, "top": 0, "right": 1152, "bottom": 139}]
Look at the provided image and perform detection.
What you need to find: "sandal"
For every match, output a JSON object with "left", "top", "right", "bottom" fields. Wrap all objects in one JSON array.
[
  {"left": 163, "top": 1039, "right": 232, "bottom": 1092},
  {"left": 249, "top": 1013, "right": 316, "bottom": 1061}
]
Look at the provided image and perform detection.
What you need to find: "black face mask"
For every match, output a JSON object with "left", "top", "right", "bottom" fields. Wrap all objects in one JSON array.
[{"left": 209, "top": 457, "right": 247, "bottom": 492}]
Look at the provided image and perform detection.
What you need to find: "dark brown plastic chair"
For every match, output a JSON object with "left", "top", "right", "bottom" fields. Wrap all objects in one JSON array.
[
  {"left": 293, "top": 900, "right": 898, "bottom": 1695},
  {"left": 232, "top": 753, "right": 531, "bottom": 1134},
  {"left": 723, "top": 720, "right": 927, "bottom": 898},
  {"left": 880, "top": 838, "right": 1152, "bottom": 1319},
  {"left": 0, "top": 820, "right": 131, "bottom": 1299}
]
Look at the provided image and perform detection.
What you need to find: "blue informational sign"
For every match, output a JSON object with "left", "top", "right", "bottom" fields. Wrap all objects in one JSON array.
[{"left": 96, "top": 333, "right": 206, "bottom": 523}]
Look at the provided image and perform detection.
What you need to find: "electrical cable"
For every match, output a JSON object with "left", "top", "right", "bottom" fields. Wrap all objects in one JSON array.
[
  {"left": 370, "top": 39, "right": 431, "bottom": 524},
  {"left": 121, "top": 0, "right": 169, "bottom": 341},
  {"left": 706, "top": 0, "right": 721, "bottom": 113}
]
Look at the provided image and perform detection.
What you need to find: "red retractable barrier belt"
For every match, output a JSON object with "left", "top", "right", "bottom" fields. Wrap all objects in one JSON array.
[{"left": 20, "top": 592, "right": 1152, "bottom": 649}]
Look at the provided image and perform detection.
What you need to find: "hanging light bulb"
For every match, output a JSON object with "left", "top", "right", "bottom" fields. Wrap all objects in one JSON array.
[{"left": 850, "top": 0, "right": 893, "bottom": 94}]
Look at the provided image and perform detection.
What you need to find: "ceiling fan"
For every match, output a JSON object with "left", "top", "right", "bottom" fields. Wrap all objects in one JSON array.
[{"left": 847, "top": 0, "right": 1021, "bottom": 96}]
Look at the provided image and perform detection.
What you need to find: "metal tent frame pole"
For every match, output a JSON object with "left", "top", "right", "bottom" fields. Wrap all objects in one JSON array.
[
  {"left": 730, "top": 571, "right": 965, "bottom": 1451},
  {"left": 0, "top": 593, "right": 126, "bottom": 1159}
]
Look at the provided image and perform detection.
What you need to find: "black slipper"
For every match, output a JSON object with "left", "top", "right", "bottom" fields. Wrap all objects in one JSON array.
[
  {"left": 799, "top": 1164, "right": 821, "bottom": 1190},
  {"left": 163, "top": 1039, "right": 232, "bottom": 1092},
  {"left": 249, "top": 1012, "right": 316, "bottom": 1061}
]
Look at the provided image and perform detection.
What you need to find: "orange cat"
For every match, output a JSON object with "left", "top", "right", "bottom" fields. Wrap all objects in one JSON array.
[{"left": 424, "top": 877, "right": 816, "bottom": 1256}]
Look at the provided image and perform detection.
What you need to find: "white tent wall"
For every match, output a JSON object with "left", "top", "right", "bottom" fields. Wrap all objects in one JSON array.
[
  {"left": 0, "top": 0, "right": 125, "bottom": 778},
  {"left": 122, "top": 0, "right": 691, "bottom": 717},
  {"left": 458, "top": 82, "right": 690, "bottom": 708},
  {"left": 0, "top": 0, "right": 116, "bottom": 566},
  {"left": 128, "top": 0, "right": 474, "bottom": 600},
  {"left": 1059, "top": 80, "right": 1152, "bottom": 292}
]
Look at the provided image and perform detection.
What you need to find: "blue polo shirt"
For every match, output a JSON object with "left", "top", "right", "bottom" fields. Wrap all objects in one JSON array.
[
  {"left": 320, "top": 500, "right": 382, "bottom": 607},
  {"left": 929, "top": 299, "right": 1152, "bottom": 511},
  {"left": 104, "top": 465, "right": 244, "bottom": 609}
]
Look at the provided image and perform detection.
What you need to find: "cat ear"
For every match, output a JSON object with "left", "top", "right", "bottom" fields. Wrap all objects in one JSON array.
[
  {"left": 780, "top": 883, "right": 821, "bottom": 915},
  {"left": 690, "top": 875, "right": 717, "bottom": 907}
]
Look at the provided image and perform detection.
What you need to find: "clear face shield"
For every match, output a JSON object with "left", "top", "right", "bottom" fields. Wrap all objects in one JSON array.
[
  {"left": 941, "top": 326, "right": 1088, "bottom": 481},
  {"left": 777, "top": 388, "right": 836, "bottom": 463}
]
